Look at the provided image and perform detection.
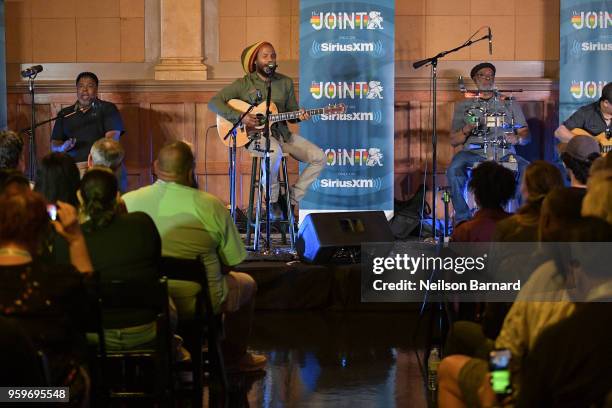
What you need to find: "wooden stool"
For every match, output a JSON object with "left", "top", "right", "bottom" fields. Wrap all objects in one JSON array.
[{"left": 245, "top": 151, "right": 296, "bottom": 250}]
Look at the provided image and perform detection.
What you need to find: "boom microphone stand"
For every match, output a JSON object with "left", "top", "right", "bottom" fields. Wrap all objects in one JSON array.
[
  {"left": 223, "top": 94, "right": 261, "bottom": 223},
  {"left": 261, "top": 64, "right": 275, "bottom": 253},
  {"left": 411, "top": 30, "right": 491, "bottom": 396},
  {"left": 412, "top": 31, "right": 490, "bottom": 240},
  {"left": 19, "top": 107, "right": 80, "bottom": 135},
  {"left": 19, "top": 65, "right": 43, "bottom": 181},
  {"left": 27, "top": 75, "right": 37, "bottom": 181}
]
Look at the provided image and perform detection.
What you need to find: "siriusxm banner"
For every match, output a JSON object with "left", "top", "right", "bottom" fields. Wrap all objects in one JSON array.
[
  {"left": 299, "top": 0, "right": 394, "bottom": 218},
  {"left": 559, "top": 2, "right": 611, "bottom": 123}
]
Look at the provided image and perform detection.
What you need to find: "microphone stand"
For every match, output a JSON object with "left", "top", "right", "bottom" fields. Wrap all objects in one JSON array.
[
  {"left": 18, "top": 108, "right": 79, "bottom": 135},
  {"left": 223, "top": 100, "right": 259, "bottom": 223},
  {"left": 27, "top": 74, "right": 38, "bottom": 182},
  {"left": 261, "top": 71, "right": 274, "bottom": 253},
  {"left": 413, "top": 32, "right": 489, "bottom": 240},
  {"left": 19, "top": 104, "right": 81, "bottom": 181},
  {"left": 411, "top": 33, "right": 489, "bottom": 380}
]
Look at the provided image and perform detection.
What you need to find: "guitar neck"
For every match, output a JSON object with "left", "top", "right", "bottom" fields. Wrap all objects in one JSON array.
[{"left": 269, "top": 108, "right": 325, "bottom": 124}]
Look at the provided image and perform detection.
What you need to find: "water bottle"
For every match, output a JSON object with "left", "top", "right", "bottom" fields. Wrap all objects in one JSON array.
[{"left": 427, "top": 347, "right": 441, "bottom": 391}]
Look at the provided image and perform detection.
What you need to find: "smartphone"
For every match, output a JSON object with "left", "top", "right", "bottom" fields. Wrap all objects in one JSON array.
[
  {"left": 47, "top": 204, "right": 57, "bottom": 221},
  {"left": 489, "top": 349, "right": 512, "bottom": 395}
]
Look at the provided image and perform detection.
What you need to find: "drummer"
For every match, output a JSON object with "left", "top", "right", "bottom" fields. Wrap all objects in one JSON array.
[{"left": 446, "top": 62, "right": 530, "bottom": 225}]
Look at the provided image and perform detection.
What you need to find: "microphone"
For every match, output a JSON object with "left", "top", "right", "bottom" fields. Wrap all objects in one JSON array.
[
  {"left": 458, "top": 76, "right": 467, "bottom": 93},
  {"left": 90, "top": 98, "right": 98, "bottom": 117},
  {"left": 21, "top": 65, "right": 43, "bottom": 78},
  {"left": 488, "top": 27, "right": 493, "bottom": 55},
  {"left": 265, "top": 62, "right": 278, "bottom": 74}
]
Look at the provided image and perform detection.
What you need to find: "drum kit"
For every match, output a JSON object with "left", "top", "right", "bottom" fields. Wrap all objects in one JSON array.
[{"left": 459, "top": 76, "right": 523, "bottom": 170}]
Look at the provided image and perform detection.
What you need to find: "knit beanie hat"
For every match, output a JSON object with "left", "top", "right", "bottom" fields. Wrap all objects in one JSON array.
[{"left": 240, "top": 41, "right": 272, "bottom": 74}]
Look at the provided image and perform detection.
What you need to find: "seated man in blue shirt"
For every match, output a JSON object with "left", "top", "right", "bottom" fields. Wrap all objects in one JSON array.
[{"left": 447, "top": 62, "right": 530, "bottom": 225}]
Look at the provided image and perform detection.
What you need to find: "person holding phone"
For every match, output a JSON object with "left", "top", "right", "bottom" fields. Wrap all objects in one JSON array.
[{"left": 0, "top": 189, "right": 93, "bottom": 405}]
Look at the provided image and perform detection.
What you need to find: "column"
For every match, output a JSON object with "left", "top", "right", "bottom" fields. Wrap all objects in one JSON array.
[{"left": 154, "top": 0, "right": 207, "bottom": 80}]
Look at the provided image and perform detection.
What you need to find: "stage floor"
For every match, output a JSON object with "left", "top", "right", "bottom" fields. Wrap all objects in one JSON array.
[
  {"left": 218, "top": 310, "right": 431, "bottom": 408},
  {"left": 215, "top": 235, "right": 435, "bottom": 407}
]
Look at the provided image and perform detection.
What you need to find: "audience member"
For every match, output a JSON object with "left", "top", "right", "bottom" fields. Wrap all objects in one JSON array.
[
  {"left": 539, "top": 186, "right": 586, "bottom": 241},
  {"left": 122, "top": 141, "right": 266, "bottom": 372},
  {"left": 517, "top": 301, "right": 612, "bottom": 408},
  {"left": 559, "top": 134, "right": 600, "bottom": 188},
  {"left": 0, "top": 130, "right": 24, "bottom": 171},
  {"left": 494, "top": 160, "right": 564, "bottom": 242},
  {"left": 582, "top": 171, "right": 612, "bottom": 225},
  {"left": 0, "top": 169, "right": 29, "bottom": 194},
  {"left": 451, "top": 161, "right": 516, "bottom": 242},
  {"left": 53, "top": 168, "right": 162, "bottom": 351},
  {"left": 477, "top": 218, "right": 612, "bottom": 408},
  {"left": 518, "top": 219, "right": 612, "bottom": 408},
  {"left": 439, "top": 209, "right": 608, "bottom": 408},
  {"left": 0, "top": 189, "right": 93, "bottom": 405},
  {"left": 88, "top": 138, "right": 127, "bottom": 193},
  {"left": 0, "top": 317, "right": 47, "bottom": 386},
  {"left": 589, "top": 153, "right": 612, "bottom": 177},
  {"left": 34, "top": 153, "right": 81, "bottom": 207}
]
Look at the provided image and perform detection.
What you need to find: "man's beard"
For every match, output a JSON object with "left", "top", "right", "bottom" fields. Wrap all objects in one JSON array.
[{"left": 478, "top": 82, "right": 495, "bottom": 91}]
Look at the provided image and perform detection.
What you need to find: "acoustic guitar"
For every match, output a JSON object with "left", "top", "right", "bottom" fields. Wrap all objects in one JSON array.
[
  {"left": 216, "top": 99, "right": 345, "bottom": 147},
  {"left": 558, "top": 128, "right": 612, "bottom": 156}
]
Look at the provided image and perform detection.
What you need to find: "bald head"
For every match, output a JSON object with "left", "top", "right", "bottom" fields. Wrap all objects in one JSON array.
[
  {"left": 155, "top": 141, "right": 195, "bottom": 184},
  {"left": 89, "top": 138, "right": 124, "bottom": 170}
]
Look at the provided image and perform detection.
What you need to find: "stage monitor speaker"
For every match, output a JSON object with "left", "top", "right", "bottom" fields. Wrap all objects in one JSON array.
[{"left": 296, "top": 211, "right": 393, "bottom": 264}]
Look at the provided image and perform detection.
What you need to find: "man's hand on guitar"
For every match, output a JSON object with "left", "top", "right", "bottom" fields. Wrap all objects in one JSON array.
[
  {"left": 241, "top": 113, "right": 260, "bottom": 129},
  {"left": 298, "top": 108, "right": 311, "bottom": 121}
]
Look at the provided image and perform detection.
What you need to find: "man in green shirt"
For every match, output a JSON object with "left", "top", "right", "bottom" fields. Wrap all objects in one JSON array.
[
  {"left": 209, "top": 41, "right": 325, "bottom": 218},
  {"left": 122, "top": 141, "right": 266, "bottom": 372}
]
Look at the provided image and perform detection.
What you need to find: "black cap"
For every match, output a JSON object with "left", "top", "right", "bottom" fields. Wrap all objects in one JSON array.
[
  {"left": 601, "top": 82, "right": 612, "bottom": 103},
  {"left": 470, "top": 62, "right": 496, "bottom": 79}
]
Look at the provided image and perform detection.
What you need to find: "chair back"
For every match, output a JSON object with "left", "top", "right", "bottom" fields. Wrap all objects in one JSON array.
[
  {"left": 86, "top": 276, "right": 173, "bottom": 405},
  {"left": 159, "top": 255, "right": 214, "bottom": 319}
]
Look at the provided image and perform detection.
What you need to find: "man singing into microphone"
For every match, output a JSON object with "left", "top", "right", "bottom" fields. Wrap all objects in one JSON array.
[
  {"left": 51, "top": 72, "right": 125, "bottom": 181},
  {"left": 209, "top": 41, "right": 325, "bottom": 219}
]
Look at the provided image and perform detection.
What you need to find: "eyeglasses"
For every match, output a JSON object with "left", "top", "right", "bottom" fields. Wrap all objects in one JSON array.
[{"left": 475, "top": 74, "right": 495, "bottom": 80}]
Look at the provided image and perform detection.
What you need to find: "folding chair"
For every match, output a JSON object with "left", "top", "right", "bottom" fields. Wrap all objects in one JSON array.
[
  {"left": 159, "top": 255, "right": 228, "bottom": 408},
  {"left": 88, "top": 276, "right": 174, "bottom": 407}
]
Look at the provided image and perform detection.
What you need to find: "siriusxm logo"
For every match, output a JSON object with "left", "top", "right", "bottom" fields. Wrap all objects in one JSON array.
[
  {"left": 310, "top": 81, "right": 384, "bottom": 100},
  {"left": 310, "top": 40, "right": 385, "bottom": 58},
  {"left": 325, "top": 148, "right": 384, "bottom": 167},
  {"left": 571, "top": 40, "right": 612, "bottom": 55},
  {"left": 581, "top": 41, "right": 612, "bottom": 51},
  {"left": 570, "top": 80, "right": 608, "bottom": 99},
  {"left": 310, "top": 11, "right": 384, "bottom": 30},
  {"left": 312, "top": 111, "right": 382, "bottom": 124},
  {"left": 322, "top": 42, "right": 374, "bottom": 52},
  {"left": 321, "top": 179, "right": 373, "bottom": 188},
  {"left": 571, "top": 11, "right": 611, "bottom": 29},
  {"left": 313, "top": 178, "right": 382, "bottom": 190}
]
